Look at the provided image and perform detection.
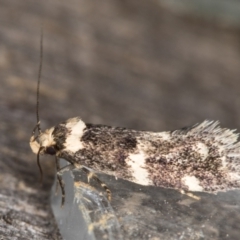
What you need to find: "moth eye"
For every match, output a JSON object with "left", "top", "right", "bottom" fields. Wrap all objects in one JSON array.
[{"left": 45, "top": 146, "right": 56, "bottom": 155}]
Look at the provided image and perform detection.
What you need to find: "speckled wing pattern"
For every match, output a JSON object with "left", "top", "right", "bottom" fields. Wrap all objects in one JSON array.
[
  {"left": 141, "top": 120, "right": 240, "bottom": 193},
  {"left": 54, "top": 119, "right": 240, "bottom": 194}
]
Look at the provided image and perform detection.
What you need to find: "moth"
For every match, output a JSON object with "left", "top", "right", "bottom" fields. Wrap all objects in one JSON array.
[{"left": 30, "top": 31, "right": 240, "bottom": 206}]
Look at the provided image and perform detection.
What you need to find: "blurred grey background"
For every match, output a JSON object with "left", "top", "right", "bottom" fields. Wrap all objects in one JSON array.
[{"left": 0, "top": 0, "right": 240, "bottom": 239}]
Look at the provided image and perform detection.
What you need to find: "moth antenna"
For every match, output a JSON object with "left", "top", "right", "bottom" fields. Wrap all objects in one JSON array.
[
  {"left": 36, "top": 26, "right": 44, "bottom": 184},
  {"left": 36, "top": 26, "right": 43, "bottom": 134}
]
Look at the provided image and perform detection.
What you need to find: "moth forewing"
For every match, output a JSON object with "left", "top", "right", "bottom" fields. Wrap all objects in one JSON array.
[{"left": 30, "top": 116, "right": 240, "bottom": 206}]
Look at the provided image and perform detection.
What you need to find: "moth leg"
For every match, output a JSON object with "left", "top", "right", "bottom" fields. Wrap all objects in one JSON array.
[
  {"left": 82, "top": 167, "right": 112, "bottom": 201},
  {"left": 56, "top": 161, "right": 75, "bottom": 207},
  {"left": 180, "top": 189, "right": 201, "bottom": 200},
  {"left": 55, "top": 157, "right": 61, "bottom": 194}
]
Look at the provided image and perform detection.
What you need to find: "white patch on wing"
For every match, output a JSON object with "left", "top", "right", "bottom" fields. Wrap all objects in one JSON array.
[
  {"left": 195, "top": 142, "right": 209, "bottom": 161},
  {"left": 64, "top": 118, "right": 86, "bottom": 152},
  {"left": 127, "top": 152, "right": 152, "bottom": 185},
  {"left": 66, "top": 117, "right": 86, "bottom": 134},
  {"left": 220, "top": 156, "right": 227, "bottom": 168},
  {"left": 217, "top": 145, "right": 228, "bottom": 168},
  {"left": 182, "top": 176, "right": 203, "bottom": 191}
]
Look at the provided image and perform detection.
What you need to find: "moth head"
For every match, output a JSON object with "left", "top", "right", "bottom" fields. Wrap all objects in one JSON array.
[
  {"left": 29, "top": 121, "right": 57, "bottom": 184},
  {"left": 30, "top": 126, "right": 57, "bottom": 156}
]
